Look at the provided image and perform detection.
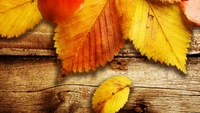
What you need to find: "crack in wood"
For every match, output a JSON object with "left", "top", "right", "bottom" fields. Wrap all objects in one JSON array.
[{"left": 134, "top": 86, "right": 200, "bottom": 93}]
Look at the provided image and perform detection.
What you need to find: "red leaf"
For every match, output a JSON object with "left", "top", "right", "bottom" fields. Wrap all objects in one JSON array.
[{"left": 181, "top": 0, "right": 200, "bottom": 26}]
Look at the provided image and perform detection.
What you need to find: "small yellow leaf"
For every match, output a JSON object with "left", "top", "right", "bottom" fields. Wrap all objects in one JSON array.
[
  {"left": 0, "top": 0, "right": 42, "bottom": 38},
  {"left": 116, "top": 0, "right": 193, "bottom": 73},
  {"left": 92, "top": 76, "right": 132, "bottom": 113}
]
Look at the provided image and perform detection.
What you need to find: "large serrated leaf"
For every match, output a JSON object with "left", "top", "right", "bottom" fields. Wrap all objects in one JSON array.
[
  {"left": 116, "top": 0, "right": 193, "bottom": 73},
  {"left": 54, "top": 0, "right": 125, "bottom": 77}
]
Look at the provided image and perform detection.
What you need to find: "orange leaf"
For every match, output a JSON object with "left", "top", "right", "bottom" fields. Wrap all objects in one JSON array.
[{"left": 54, "top": 0, "right": 124, "bottom": 77}]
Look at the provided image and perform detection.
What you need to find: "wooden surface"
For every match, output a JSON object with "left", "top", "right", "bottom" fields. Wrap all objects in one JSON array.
[{"left": 0, "top": 20, "right": 200, "bottom": 113}]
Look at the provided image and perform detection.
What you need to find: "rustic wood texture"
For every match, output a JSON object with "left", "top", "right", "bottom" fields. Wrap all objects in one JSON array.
[{"left": 0, "top": 20, "right": 200, "bottom": 113}]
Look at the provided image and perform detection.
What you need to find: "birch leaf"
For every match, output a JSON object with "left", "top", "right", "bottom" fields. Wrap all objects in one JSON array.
[
  {"left": 0, "top": 0, "right": 42, "bottom": 38},
  {"left": 54, "top": 0, "right": 125, "bottom": 77},
  {"left": 116, "top": 0, "right": 193, "bottom": 73},
  {"left": 181, "top": 0, "right": 200, "bottom": 26},
  {"left": 92, "top": 76, "right": 132, "bottom": 113}
]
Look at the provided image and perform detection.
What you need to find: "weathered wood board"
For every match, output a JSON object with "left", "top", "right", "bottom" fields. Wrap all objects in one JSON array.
[{"left": 0, "top": 20, "right": 200, "bottom": 113}]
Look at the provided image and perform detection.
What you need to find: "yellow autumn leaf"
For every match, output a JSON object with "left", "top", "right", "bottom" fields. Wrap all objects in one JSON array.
[
  {"left": 116, "top": 0, "right": 193, "bottom": 73},
  {"left": 92, "top": 76, "right": 132, "bottom": 113},
  {"left": 0, "top": 0, "right": 42, "bottom": 38}
]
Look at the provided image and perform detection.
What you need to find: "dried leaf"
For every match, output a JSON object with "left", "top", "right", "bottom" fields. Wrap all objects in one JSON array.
[
  {"left": 92, "top": 76, "right": 132, "bottom": 113},
  {"left": 0, "top": 0, "right": 42, "bottom": 38},
  {"left": 181, "top": 0, "right": 200, "bottom": 26},
  {"left": 116, "top": 0, "right": 192, "bottom": 73},
  {"left": 54, "top": 0, "right": 125, "bottom": 77}
]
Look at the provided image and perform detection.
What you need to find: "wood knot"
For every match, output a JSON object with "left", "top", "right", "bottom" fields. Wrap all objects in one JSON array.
[
  {"left": 54, "top": 92, "right": 80, "bottom": 113},
  {"left": 133, "top": 99, "right": 151, "bottom": 113},
  {"left": 110, "top": 59, "right": 128, "bottom": 71}
]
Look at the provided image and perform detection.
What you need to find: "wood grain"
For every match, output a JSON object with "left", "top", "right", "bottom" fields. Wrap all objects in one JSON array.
[{"left": 0, "top": 57, "right": 200, "bottom": 113}]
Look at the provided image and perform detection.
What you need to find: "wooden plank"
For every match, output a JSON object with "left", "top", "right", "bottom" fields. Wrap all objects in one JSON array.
[
  {"left": 0, "top": 57, "right": 200, "bottom": 113},
  {"left": 0, "top": 48, "right": 56, "bottom": 56},
  {"left": 190, "top": 27, "right": 200, "bottom": 54},
  {"left": 0, "top": 20, "right": 200, "bottom": 56}
]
